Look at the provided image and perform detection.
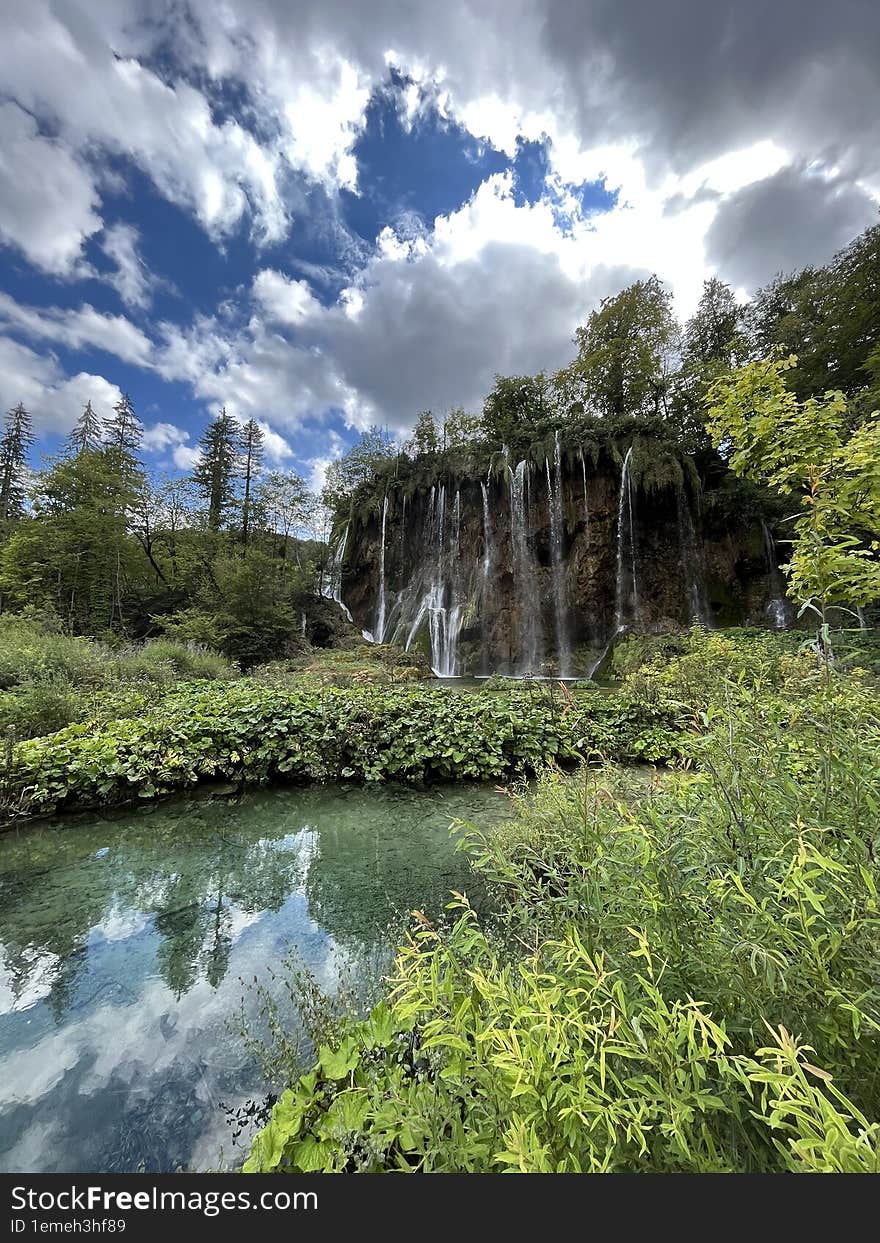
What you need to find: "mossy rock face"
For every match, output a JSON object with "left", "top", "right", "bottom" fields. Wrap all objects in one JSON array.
[{"left": 336, "top": 443, "right": 786, "bottom": 670}]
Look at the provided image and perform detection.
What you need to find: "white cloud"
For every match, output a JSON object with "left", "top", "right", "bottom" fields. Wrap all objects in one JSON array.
[
  {"left": 173, "top": 444, "right": 202, "bottom": 471},
  {"left": 0, "top": 3, "right": 290, "bottom": 248},
  {"left": 0, "top": 336, "right": 123, "bottom": 436},
  {"left": 142, "top": 422, "right": 191, "bottom": 453},
  {"left": 100, "top": 223, "right": 155, "bottom": 310},
  {"left": 0, "top": 293, "right": 153, "bottom": 367},
  {"left": 253, "top": 270, "right": 319, "bottom": 325},
  {"left": 258, "top": 421, "right": 294, "bottom": 463},
  {"left": 0, "top": 102, "right": 101, "bottom": 275}
]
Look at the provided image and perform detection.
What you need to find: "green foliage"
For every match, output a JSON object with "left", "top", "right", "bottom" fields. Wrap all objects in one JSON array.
[
  {"left": 246, "top": 661, "right": 880, "bottom": 1174},
  {"left": 748, "top": 224, "right": 880, "bottom": 415},
  {"left": 320, "top": 427, "right": 397, "bottom": 515},
  {"left": 191, "top": 406, "right": 241, "bottom": 531},
  {"left": 562, "top": 276, "right": 678, "bottom": 420},
  {"left": 707, "top": 354, "right": 880, "bottom": 609},
  {"left": 0, "top": 614, "right": 236, "bottom": 740},
  {"left": 0, "top": 681, "right": 682, "bottom": 818}
]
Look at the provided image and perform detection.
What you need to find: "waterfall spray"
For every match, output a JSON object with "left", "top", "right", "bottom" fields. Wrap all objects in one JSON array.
[
  {"left": 580, "top": 449, "right": 590, "bottom": 546},
  {"left": 614, "top": 446, "right": 640, "bottom": 632},
  {"left": 509, "top": 460, "right": 543, "bottom": 674},
  {"left": 676, "top": 488, "right": 712, "bottom": 626}
]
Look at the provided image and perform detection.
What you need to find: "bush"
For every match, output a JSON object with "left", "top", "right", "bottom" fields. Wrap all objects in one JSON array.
[
  {"left": 0, "top": 682, "right": 683, "bottom": 818},
  {"left": 112, "top": 639, "right": 237, "bottom": 683},
  {"left": 0, "top": 614, "right": 236, "bottom": 739}
]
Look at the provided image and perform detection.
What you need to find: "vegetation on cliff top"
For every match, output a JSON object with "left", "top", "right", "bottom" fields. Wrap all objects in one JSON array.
[{"left": 324, "top": 224, "right": 880, "bottom": 534}]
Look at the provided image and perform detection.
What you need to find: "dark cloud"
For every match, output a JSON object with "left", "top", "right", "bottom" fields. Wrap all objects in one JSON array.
[
  {"left": 541, "top": 0, "right": 880, "bottom": 181},
  {"left": 704, "top": 164, "right": 878, "bottom": 289}
]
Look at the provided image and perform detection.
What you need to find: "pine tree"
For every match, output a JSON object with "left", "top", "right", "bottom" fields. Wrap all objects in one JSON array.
[
  {"left": 239, "top": 418, "right": 265, "bottom": 548},
  {"left": 192, "top": 407, "right": 240, "bottom": 531},
  {"left": 67, "top": 400, "right": 104, "bottom": 455},
  {"left": 104, "top": 393, "right": 142, "bottom": 453},
  {"left": 0, "top": 402, "right": 34, "bottom": 523}
]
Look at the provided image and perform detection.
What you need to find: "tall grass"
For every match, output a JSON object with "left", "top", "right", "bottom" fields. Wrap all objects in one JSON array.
[{"left": 0, "top": 613, "right": 237, "bottom": 739}]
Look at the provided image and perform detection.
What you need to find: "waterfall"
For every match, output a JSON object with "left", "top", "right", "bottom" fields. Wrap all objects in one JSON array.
[
  {"left": 374, "top": 494, "right": 390, "bottom": 642},
  {"left": 580, "top": 449, "right": 590, "bottom": 546},
  {"left": 392, "top": 482, "right": 464, "bottom": 676},
  {"left": 547, "top": 431, "right": 572, "bottom": 676},
  {"left": 320, "top": 524, "right": 353, "bottom": 622},
  {"left": 399, "top": 493, "right": 407, "bottom": 562},
  {"left": 676, "top": 488, "right": 712, "bottom": 626},
  {"left": 509, "top": 460, "right": 543, "bottom": 674},
  {"left": 429, "top": 488, "right": 463, "bottom": 677},
  {"left": 480, "top": 480, "right": 494, "bottom": 671},
  {"left": 588, "top": 453, "right": 639, "bottom": 680},
  {"left": 761, "top": 521, "right": 789, "bottom": 629},
  {"left": 614, "top": 446, "right": 640, "bottom": 633}
]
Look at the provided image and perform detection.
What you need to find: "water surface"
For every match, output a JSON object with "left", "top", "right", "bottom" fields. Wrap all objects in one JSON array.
[{"left": 0, "top": 783, "right": 508, "bottom": 1173}]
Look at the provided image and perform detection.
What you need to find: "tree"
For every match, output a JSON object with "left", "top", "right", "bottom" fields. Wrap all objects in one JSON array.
[
  {"left": 239, "top": 418, "right": 265, "bottom": 549},
  {"left": 321, "top": 427, "right": 395, "bottom": 513},
  {"left": 2, "top": 447, "right": 140, "bottom": 631},
  {"left": 706, "top": 354, "right": 880, "bottom": 631},
  {"left": 672, "top": 278, "right": 747, "bottom": 453},
  {"left": 565, "top": 277, "right": 678, "bottom": 419},
  {"left": 746, "top": 223, "right": 880, "bottom": 414},
  {"left": 481, "top": 373, "right": 554, "bottom": 449},
  {"left": 104, "top": 393, "right": 142, "bottom": 453},
  {"left": 406, "top": 411, "right": 440, "bottom": 458},
  {"left": 0, "top": 402, "right": 33, "bottom": 523},
  {"left": 442, "top": 407, "right": 482, "bottom": 449},
  {"left": 257, "top": 470, "right": 310, "bottom": 558},
  {"left": 192, "top": 407, "right": 240, "bottom": 531},
  {"left": 682, "top": 278, "right": 745, "bottom": 368},
  {"left": 67, "top": 400, "right": 104, "bottom": 455}
]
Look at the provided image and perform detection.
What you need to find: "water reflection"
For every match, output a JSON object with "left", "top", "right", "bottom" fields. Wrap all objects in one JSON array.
[{"left": 0, "top": 783, "right": 507, "bottom": 1172}]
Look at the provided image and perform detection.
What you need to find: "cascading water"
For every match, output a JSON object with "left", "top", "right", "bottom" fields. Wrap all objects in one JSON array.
[
  {"left": 580, "top": 449, "right": 590, "bottom": 546},
  {"left": 614, "top": 446, "right": 640, "bottom": 632},
  {"left": 390, "top": 483, "right": 465, "bottom": 676},
  {"left": 428, "top": 489, "right": 463, "bottom": 677},
  {"left": 480, "top": 480, "right": 494, "bottom": 672},
  {"left": 373, "top": 494, "right": 390, "bottom": 642},
  {"left": 589, "top": 446, "right": 641, "bottom": 680},
  {"left": 547, "top": 431, "right": 572, "bottom": 676},
  {"left": 509, "top": 459, "right": 543, "bottom": 674},
  {"left": 320, "top": 524, "right": 354, "bottom": 622},
  {"left": 353, "top": 442, "right": 778, "bottom": 679},
  {"left": 761, "top": 521, "right": 789, "bottom": 629},
  {"left": 676, "top": 488, "right": 712, "bottom": 626}
]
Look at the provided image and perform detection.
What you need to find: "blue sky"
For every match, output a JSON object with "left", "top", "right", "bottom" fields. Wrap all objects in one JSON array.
[{"left": 1, "top": 1, "right": 876, "bottom": 492}]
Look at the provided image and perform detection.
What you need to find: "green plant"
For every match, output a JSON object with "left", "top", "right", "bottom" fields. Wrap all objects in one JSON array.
[{"left": 0, "top": 681, "right": 684, "bottom": 820}]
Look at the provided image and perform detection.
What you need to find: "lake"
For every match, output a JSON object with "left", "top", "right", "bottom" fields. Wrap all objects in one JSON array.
[{"left": 0, "top": 782, "right": 509, "bottom": 1173}]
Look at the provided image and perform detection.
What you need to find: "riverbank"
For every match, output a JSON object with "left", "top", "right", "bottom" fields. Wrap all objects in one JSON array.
[{"left": 1, "top": 680, "right": 683, "bottom": 824}]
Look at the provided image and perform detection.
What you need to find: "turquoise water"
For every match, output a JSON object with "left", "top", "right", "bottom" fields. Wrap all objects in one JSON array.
[{"left": 0, "top": 783, "right": 509, "bottom": 1173}]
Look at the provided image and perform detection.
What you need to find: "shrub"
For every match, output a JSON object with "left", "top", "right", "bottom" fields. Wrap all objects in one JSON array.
[
  {"left": 0, "top": 682, "right": 684, "bottom": 819},
  {"left": 0, "top": 614, "right": 236, "bottom": 739}
]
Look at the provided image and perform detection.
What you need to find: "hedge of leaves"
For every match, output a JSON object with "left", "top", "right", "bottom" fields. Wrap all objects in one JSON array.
[{"left": 1, "top": 681, "right": 683, "bottom": 819}]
